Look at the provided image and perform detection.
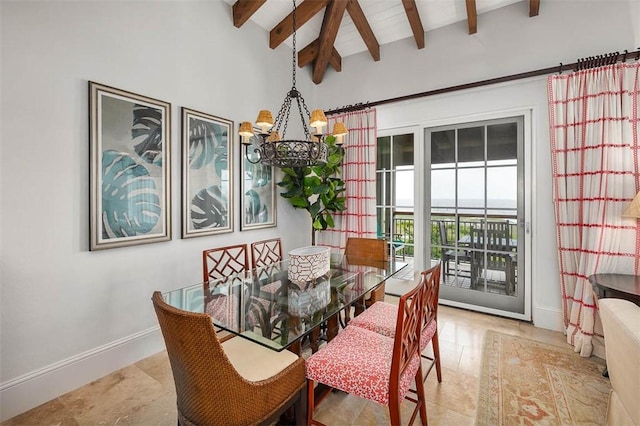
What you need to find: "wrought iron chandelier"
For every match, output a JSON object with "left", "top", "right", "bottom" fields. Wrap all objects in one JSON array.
[{"left": 239, "top": 0, "right": 347, "bottom": 168}]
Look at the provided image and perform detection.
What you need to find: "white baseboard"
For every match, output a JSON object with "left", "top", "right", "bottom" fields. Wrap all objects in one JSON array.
[
  {"left": 532, "top": 305, "right": 565, "bottom": 332},
  {"left": 0, "top": 326, "right": 165, "bottom": 422}
]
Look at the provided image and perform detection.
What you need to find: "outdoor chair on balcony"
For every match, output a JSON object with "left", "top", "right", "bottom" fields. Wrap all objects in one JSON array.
[
  {"left": 438, "top": 221, "right": 470, "bottom": 278},
  {"left": 152, "top": 292, "right": 306, "bottom": 426},
  {"left": 377, "top": 223, "right": 406, "bottom": 260},
  {"left": 469, "top": 222, "right": 516, "bottom": 295}
]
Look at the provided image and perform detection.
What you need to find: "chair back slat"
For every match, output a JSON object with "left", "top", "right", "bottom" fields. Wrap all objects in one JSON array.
[
  {"left": 389, "top": 272, "right": 427, "bottom": 397},
  {"left": 420, "top": 262, "right": 442, "bottom": 327},
  {"left": 345, "top": 237, "right": 388, "bottom": 261},
  {"left": 251, "top": 238, "right": 283, "bottom": 269},
  {"left": 202, "top": 244, "right": 249, "bottom": 282}
]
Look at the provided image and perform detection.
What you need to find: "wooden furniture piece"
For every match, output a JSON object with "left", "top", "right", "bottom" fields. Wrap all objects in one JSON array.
[
  {"left": 469, "top": 222, "right": 516, "bottom": 295},
  {"left": 349, "top": 262, "right": 443, "bottom": 384},
  {"left": 344, "top": 237, "right": 389, "bottom": 315},
  {"left": 438, "top": 221, "right": 470, "bottom": 278},
  {"left": 589, "top": 274, "right": 640, "bottom": 306},
  {"left": 162, "top": 254, "right": 407, "bottom": 354},
  {"left": 202, "top": 244, "right": 250, "bottom": 341},
  {"left": 305, "top": 266, "right": 429, "bottom": 426},
  {"left": 202, "top": 244, "right": 249, "bottom": 282},
  {"left": 251, "top": 238, "right": 283, "bottom": 269},
  {"left": 151, "top": 291, "right": 307, "bottom": 426}
]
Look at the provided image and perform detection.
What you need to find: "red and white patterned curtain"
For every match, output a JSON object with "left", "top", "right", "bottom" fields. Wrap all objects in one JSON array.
[
  {"left": 317, "top": 109, "right": 378, "bottom": 251},
  {"left": 548, "top": 61, "right": 640, "bottom": 357}
]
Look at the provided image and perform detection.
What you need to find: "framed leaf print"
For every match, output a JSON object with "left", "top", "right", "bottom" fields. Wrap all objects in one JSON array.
[
  {"left": 181, "top": 107, "right": 234, "bottom": 238},
  {"left": 89, "top": 81, "right": 171, "bottom": 250},
  {"left": 241, "top": 131, "right": 277, "bottom": 230}
]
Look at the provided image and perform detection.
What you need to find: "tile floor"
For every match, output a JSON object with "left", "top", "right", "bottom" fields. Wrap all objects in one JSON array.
[{"left": 2, "top": 295, "right": 576, "bottom": 426}]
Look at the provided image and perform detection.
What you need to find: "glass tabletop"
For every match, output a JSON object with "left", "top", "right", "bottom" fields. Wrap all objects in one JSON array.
[{"left": 163, "top": 253, "right": 407, "bottom": 352}]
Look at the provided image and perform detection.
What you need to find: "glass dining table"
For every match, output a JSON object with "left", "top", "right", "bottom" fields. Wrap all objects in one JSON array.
[{"left": 163, "top": 253, "right": 407, "bottom": 354}]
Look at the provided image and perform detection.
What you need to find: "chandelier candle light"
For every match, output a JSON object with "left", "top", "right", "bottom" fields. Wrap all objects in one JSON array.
[{"left": 239, "top": 0, "right": 347, "bottom": 168}]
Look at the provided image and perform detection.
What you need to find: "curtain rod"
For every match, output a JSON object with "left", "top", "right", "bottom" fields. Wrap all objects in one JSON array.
[{"left": 325, "top": 48, "right": 640, "bottom": 116}]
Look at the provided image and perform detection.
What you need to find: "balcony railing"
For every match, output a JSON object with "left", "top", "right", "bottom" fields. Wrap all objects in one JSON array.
[{"left": 388, "top": 213, "right": 518, "bottom": 260}]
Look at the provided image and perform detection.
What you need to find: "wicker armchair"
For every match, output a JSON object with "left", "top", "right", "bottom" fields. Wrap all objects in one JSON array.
[{"left": 151, "top": 291, "right": 306, "bottom": 426}]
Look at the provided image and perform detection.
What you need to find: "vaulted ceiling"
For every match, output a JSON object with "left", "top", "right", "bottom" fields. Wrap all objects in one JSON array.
[{"left": 225, "top": 0, "right": 541, "bottom": 84}]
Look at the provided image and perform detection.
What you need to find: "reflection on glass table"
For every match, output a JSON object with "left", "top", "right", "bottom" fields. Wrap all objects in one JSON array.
[{"left": 163, "top": 253, "right": 407, "bottom": 353}]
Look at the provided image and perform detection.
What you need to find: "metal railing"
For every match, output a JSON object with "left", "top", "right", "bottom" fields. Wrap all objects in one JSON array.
[{"left": 388, "top": 213, "right": 518, "bottom": 260}]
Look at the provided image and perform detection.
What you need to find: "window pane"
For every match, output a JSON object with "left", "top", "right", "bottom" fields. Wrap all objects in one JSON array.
[
  {"left": 458, "top": 167, "right": 485, "bottom": 209},
  {"left": 393, "top": 134, "right": 413, "bottom": 167},
  {"left": 431, "top": 169, "right": 455, "bottom": 213},
  {"left": 487, "top": 123, "right": 517, "bottom": 162},
  {"left": 431, "top": 130, "right": 455, "bottom": 165},
  {"left": 377, "top": 136, "right": 390, "bottom": 170},
  {"left": 487, "top": 166, "right": 517, "bottom": 210},
  {"left": 458, "top": 127, "right": 484, "bottom": 163},
  {"left": 395, "top": 166, "right": 414, "bottom": 210}
]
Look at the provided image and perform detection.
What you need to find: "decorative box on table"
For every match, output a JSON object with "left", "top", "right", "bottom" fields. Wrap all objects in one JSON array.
[{"left": 287, "top": 246, "right": 331, "bottom": 316}]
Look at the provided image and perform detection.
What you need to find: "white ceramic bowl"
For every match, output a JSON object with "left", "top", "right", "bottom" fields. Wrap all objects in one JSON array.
[{"left": 287, "top": 246, "right": 331, "bottom": 284}]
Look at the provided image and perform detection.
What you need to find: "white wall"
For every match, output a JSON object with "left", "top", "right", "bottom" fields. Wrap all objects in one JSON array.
[
  {"left": 0, "top": 1, "right": 312, "bottom": 420},
  {"left": 316, "top": 1, "right": 636, "bottom": 328}
]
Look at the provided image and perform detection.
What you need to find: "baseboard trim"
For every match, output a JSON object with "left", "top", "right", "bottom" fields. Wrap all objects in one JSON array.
[
  {"left": 0, "top": 326, "right": 165, "bottom": 422},
  {"left": 532, "top": 305, "right": 565, "bottom": 332}
]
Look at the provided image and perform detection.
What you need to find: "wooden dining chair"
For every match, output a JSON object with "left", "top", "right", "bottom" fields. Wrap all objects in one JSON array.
[
  {"left": 344, "top": 237, "right": 389, "bottom": 316},
  {"left": 202, "top": 244, "right": 250, "bottom": 282},
  {"left": 152, "top": 291, "right": 307, "bottom": 426},
  {"left": 305, "top": 268, "right": 429, "bottom": 426},
  {"left": 251, "top": 238, "right": 283, "bottom": 268},
  {"left": 349, "top": 262, "right": 443, "bottom": 384},
  {"left": 202, "top": 244, "right": 250, "bottom": 341}
]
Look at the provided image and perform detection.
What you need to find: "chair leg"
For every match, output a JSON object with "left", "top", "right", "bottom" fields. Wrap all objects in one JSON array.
[
  {"left": 432, "top": 332, "right": 442, "bottom": 383},
  {"left": 307, "top": 379, "right": 315, "bottom": 426},
  {"left": 295, "top": 384, "right": 307, "bottom": 426},
  {"left": 388, "top": 391, "right": 401, "bottom": 426},
  {"left": 415, "top": 366, "right": 428, "bottom": 426}
]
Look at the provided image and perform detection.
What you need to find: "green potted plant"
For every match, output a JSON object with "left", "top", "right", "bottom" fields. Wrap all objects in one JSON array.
[{"left": 278, "top": 136, "right": 346, "bottom": 245}]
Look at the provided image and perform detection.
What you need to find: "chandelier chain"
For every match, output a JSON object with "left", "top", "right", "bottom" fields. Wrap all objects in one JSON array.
[{"left": 291, "top": 0, "right": 297, "bottom": 89}]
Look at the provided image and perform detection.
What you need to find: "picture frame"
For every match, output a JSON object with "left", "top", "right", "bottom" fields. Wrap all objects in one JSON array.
[
  {"left": 181, "top": 107, "right": 234, "bottom": 238},
  {"left": 89, "top": 81, "right": 171, "bottom": 251},
  {"left": 240, "top": 131, "right": 277, "bottom": 230}
]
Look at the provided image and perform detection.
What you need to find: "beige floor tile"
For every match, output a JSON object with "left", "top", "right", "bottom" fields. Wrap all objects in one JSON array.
[
  {"left": 426, "top": 401, "right": 475, "bottom": 426},
  {"left": 312, "top": 389, "right": 367, "bottom": 425},
  {"left": 57, "top": 365, "right": 166, "bottom": 425},
  {"left": 1, "top": 398, "right": 79, "bottom": 426},
  {"left": 134, "top": 351, "right": 175, "bottom": 391},
  {"left": 424, "top": 367, "right": 479, "bottom": 418}
]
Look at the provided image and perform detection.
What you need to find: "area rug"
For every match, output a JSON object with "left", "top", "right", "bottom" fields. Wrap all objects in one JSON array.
[{"left": 475, "top": 330, "right": 611, "bottom": 426}]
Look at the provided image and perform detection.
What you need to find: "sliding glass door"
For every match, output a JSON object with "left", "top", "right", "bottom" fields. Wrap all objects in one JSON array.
[{"left": 426, "top": 116, "right": 525, "bottom": 315}]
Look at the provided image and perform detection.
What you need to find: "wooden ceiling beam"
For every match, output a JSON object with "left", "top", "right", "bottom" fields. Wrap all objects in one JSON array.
[
  {"left": 465, "top": 0, "right": 477, "bottom": 34},
  {"left": 299, "top": 39, "right": 342, "bottom": 71},
  {"left": 269, "top": 0, "right": 329, "bottom": 49},
  {"left": 232, "top": 0, "right": 267, "bottom": 28},
  {"left": 313, "top": 0, "right": 348, "bottom": 84},
  {"left": 401, "top": 0, "right": 425, "bottom": 49},
  {"left": 346, "top": 0, "right": 380, "bottom": 61},
  {"left": 529, "top": 0, "right": 540, "bottom": 17}
]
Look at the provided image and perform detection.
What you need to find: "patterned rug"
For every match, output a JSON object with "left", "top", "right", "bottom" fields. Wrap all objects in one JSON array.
[{"left": 475, "top": 330, "right": 611, "bottom": 426}]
